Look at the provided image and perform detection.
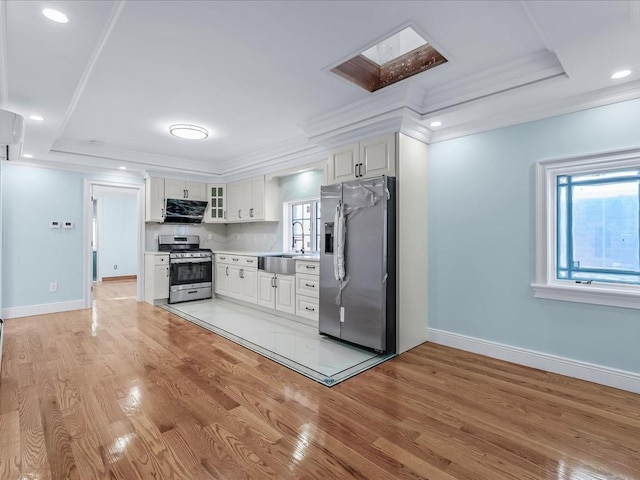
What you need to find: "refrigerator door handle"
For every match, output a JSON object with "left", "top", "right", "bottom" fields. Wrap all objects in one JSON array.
[{"left": 334, "top": 202, "right": 346, "bottom": 282}]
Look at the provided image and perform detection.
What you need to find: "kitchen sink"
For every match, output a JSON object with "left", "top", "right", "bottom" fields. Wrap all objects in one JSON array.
[{"left": 258, "top": 255, "right": 297, "bottom": 275}]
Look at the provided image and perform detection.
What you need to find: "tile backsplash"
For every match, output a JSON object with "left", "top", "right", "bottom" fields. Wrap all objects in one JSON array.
[{"left": 144, "top": 221, "right": 280, "bottom": 252}]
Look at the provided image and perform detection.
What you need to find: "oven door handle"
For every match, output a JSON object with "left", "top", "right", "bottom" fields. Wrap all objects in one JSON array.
[{"left": 170, "top": 258, "right": 212, "bottom": 264}]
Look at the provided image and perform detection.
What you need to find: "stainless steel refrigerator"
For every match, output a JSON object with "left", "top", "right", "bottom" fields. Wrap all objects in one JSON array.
[{"left": 319, "top": 175, "right": 396, "bottom": 353}]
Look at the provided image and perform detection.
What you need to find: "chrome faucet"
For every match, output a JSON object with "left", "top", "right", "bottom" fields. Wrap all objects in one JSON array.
[{"left": 292, "top": 221, "right": 305, "bottom": 254}]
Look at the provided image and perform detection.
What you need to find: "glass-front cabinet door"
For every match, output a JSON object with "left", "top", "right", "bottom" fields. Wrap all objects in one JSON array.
[{"left": 205, "top": 184, "right": 226, "bottom": 223}]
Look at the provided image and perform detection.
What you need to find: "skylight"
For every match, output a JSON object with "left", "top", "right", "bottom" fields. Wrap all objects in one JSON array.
[
  {"left": 361, "top": 27, "right": 428, "bottom": 66},
  {"left": 331, "top": 26, "right": 447, "bottom": 93}
]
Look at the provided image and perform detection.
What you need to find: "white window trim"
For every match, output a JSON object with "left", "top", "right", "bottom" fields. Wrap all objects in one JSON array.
[
  {"left": 532, "top": 147, "right": 640, "bottom": 309},
  {"left": 282, "top": 197, "right": 320, "bottom": 253}
]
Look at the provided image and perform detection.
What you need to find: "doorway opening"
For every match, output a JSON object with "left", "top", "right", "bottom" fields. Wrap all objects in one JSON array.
[{"left": 84, "top": 181, "right": 145, "bottom": 306}]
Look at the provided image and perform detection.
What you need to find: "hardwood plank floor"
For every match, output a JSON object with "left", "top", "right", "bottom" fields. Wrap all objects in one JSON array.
[{"left": 1, "top": 280, "right": 639, "bottom": 479}]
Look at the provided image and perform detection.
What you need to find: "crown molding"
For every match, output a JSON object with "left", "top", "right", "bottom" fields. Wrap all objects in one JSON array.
[
  {"left": 221, "top": 137, "right": 327, "bottom": 183},
  {"left": 301, "top": 83, "right": 424, "bottom": 143},
  {"left": 430, "top": 78, "right": 640, "bottom": 144},
  {"left": 6, "top": 155, "right": 144, "bottom": 180},
  {"left": 299, "top": 50, "right": 565, "bottom": 151},
  {"left": 421, "top": 50, "right": 565, "bottom": 114},
  {"left": 51, "top": 140, "right": 218, "bottom": 175}
]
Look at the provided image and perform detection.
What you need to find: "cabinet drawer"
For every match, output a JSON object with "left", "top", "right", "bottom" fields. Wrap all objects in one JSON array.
[
  {"left": 215, "top": 254, "right": 230, "bottom": 264},
  {"left": 242, "top": 256, "right": 258, "bottom": 268},
  {"left": 296, "top": 260, "right": 319, "bottom": 275},
  {"left": 154, "top": 254, "right": 169, "bottom": 266},
  {"left": 296, "top": 273, "right": 319, "bottom": 298},
  {"left": 296, "top": 295, "right": 319, "bottom": 322}
]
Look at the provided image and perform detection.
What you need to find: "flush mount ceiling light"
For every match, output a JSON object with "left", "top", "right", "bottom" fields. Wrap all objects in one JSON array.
[
  {"left": 611, "top": 69, "right": 632, "bottom": 79},
  {"left": 118, "top": 166, "right": 127, "bottom": 170},
  {"left": 29, "top": 114, "right": 44, "bottom": 121},
  {"left": 430, "top": 121, "right": 442, "bottom": 127},
  {"left": 23, "top": 154, "right": 33, "bottom": 158},
  {"left": 169, "top": 124, "right": 209, "bottom": 140},
  {"left": 331, "top": 26, "right": 447, "bottom": 93},
  {"left": 42, "top": 8, "right": 69, "bottom": 24}
]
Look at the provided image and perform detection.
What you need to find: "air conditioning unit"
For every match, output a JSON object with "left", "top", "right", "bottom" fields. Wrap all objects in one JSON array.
[{"left": 0, "top": 108, "right": 25, "bottom": 161}]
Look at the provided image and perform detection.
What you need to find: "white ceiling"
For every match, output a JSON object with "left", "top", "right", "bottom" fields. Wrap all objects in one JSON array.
[{"left": 2, "top": 0, "right": 640, "bottom": 181}]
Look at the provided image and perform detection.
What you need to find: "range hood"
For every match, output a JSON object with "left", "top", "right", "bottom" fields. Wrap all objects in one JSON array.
[{"left": 164, "top": 198, "right": 208, "bottom": 223}]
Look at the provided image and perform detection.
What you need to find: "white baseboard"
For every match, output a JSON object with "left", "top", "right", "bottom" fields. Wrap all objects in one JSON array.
[
  {"left": 428, "top": 328, "right": 640, "bottom": 395},
  {"left": 2, "top": 300, "right": 86, "bottom": 319}
]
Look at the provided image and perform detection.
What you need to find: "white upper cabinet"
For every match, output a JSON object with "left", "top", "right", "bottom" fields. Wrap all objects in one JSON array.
[
  {"left": 226, "top": 175, "right": 279, "bottom": 223},
  {"left": 164, "top": 179, "right": 207, "bottom": 201},
  {"left": 145, "top": 177, "right": 165, "bottom": 222},
  {"left": 360, "top": 133, "right": 396, "bottom": 178},
  {"left": 328, "top": 143, "right": 359, "bottom": 184},
  {"left": 204, "top": 184, "right": 226, "bottom": 223},
  {"left": 327, "top": 133, "right": 396, "bottom": 184},
  {"left": 227, "top": 179, "right": 251, "bottom": 221}
]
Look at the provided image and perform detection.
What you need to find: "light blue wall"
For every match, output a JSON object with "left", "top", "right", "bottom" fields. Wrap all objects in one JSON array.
[
  {"left": 428, "top": 98, "right": 640, "bottom": 374},
  {"left": 3, "top": 166, "right": 85, "bottom": 307},
  {"left": 280, "top": 170, "right": 323, "bottom": 203},
  {"left": 99, "top": 193, "right": 137, "bottom": 278},
  {"left": 2, "top": 164, "right": 143, "bottom": 309}
]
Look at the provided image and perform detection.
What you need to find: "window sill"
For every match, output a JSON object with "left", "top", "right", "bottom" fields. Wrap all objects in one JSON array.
[{"left": 531, "top": 282, "right": 640, "bottom": 309}]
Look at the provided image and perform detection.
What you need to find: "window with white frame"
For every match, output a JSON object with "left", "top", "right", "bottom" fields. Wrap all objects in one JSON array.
[
  {"left": 285, "top": 200, "right": 321, "bottom": 253},
  {"left": 532, "top": 148, "right": 640, "bottom": 309}
]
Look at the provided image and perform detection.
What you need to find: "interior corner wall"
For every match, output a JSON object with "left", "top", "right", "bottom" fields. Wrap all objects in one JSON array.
[{"left": 427, "top": 97, "right": 640, "bottom": 376}]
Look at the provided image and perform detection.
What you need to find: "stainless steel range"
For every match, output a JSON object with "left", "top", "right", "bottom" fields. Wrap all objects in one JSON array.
[{"left": 158, "top": 235, "right": 213, "bottom": 304}]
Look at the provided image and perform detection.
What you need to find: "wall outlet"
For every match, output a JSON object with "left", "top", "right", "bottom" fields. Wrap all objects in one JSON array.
[{"left": 49, "top": 282, "right": 58, "bottom": 292}]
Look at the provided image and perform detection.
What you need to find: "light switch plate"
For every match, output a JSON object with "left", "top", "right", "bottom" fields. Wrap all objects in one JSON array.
[
  {"left": 50, "top": 221, "right": 61, "bottom": 229},
  {"left": 63, "top": 221, "right": 74, "bottom": 229}
]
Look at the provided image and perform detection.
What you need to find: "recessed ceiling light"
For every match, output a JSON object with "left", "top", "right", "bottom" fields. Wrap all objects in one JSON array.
[
  {"left": 23, "top": 154, "right": 33, "bottom": 158},
  {"left": 42, "top": 8, "right": 69, "bottom": 24},
  {"left": 169, "top": 124, "right": 209, "bottom": 140},
  {"left": 29, "top": 114, "right": 44, "bottom": 121},
  {"left": 118, "top": 166, "right": 127, "bottom": 170},
  {"left": 430, "top": 121, "right": 442, "bottom": 127},
  {"left": 611, "top": 70, "right": 632, "bottom": 79}
]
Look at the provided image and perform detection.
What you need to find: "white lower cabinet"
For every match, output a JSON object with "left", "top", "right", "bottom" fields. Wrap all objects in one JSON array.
[
  {"left": 215, "top": 254, "right": 320, "bottom": 321},
  {"left": 215, "top": 263, "right": 230, "bottom": 296},
  {"left": 144, "top": 253, "right": 170, "bottom": 304},
  {"left": 257, "top": 271, "right": 295, "bottom": 314},
  {"left": 296, "top": 295, "right": 319, "bottom": 321},
  {"left": 214, "top": 254, "right": 257, "bottom": 304},
  {"left": 295, "top": 261, "right": 320, "bottom": 322},
  {"left": 241, "top": 268, "right": 258, "bottom": 304}
]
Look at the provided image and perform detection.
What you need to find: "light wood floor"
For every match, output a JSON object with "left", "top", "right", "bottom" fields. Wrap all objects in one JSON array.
[{"left": 1, "top": 280, "right": 639, "bottom": 479}]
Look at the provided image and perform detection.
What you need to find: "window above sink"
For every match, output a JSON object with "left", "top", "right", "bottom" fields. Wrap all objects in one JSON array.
[{"left": 283, "top": 199, "right": 321, "bottom": 254}]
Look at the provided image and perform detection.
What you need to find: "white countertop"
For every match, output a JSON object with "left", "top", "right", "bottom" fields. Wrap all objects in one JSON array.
[{"left": 213, "top": 251, "right": 320, "bottom": 261}]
